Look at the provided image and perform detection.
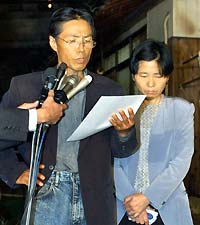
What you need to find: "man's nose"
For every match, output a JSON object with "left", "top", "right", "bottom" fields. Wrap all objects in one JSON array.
[{"left": 77, "top": 40, "right": 85, "bottom": 51}]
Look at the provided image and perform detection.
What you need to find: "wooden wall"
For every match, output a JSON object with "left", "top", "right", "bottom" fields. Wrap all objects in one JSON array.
[{"left": 168, "top": 37, "right": 200, "bottom": 196}]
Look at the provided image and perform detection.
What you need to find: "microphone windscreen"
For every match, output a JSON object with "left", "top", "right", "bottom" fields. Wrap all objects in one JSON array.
[
  {"left": 56, "top": 62, "right": 67, "bottom": 80},
  {"left": 62, "top": 75, "right": 79, "bottom": 93},
  {"left": 57, "top": 74, "right": 79, "bottom": 91},
  {"left": 43, "top": 67, "right": 57, "bottom": 89},
  {"left": 67, "top": 75, "right": 92, "bottom": 100}
]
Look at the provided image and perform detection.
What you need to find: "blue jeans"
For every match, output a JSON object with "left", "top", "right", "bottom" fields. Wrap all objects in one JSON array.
[{"left": 29, "top": 170, "right": 87, "bottom": 225}]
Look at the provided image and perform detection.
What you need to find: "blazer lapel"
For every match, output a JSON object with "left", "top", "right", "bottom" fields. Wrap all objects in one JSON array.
[{"left": 78, "top": 74, "right": 98, "bottom": 158}]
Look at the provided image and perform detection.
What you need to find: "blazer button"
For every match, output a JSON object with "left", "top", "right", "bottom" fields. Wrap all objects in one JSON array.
[{"left": 49, "top": 165, "right": 54, "bottom": 170}]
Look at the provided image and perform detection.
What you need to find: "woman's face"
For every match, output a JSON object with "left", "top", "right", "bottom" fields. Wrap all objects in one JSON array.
[{"left": 133, "top": 60, "right": 169, "bottom": 104}]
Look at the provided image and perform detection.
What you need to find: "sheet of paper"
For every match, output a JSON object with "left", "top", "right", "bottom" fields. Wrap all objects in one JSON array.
[{"left": 67, "top": 95, "right": 145, "bottom": 141}]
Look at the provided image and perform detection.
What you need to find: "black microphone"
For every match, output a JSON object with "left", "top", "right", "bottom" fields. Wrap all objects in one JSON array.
[
  {"left": 45, "top": 67, "right": 57, "bottom": 90},
  {"left": 51, "top": 62, "right": 67, "bottom": 90},
  {"left": 38, "top": 63, "right": 68, "bottom": 105},
  {"left": 38, "top": 67, "right": 57, "bottom": 106}
]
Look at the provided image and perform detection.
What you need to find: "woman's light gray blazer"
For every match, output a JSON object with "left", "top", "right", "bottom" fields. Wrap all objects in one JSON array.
[{"left": 114, "top": 96, "right": 194, "bottom": 225}]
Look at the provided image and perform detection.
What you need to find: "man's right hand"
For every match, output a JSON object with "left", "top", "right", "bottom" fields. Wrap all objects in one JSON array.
[
  {"left": 37, "top": 90, "right": 67, "bottom": 124},
  {"left": 18, "top": 90, "right": 67, "bottom": 125}
]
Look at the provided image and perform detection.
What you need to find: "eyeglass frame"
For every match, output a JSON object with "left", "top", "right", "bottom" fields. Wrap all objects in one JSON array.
[{"left": 56, "top": 36, "right": 96, "bottom": 49}]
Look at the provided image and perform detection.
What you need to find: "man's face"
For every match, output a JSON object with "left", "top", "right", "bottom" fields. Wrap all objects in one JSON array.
[{"left": 49, "top": 19, "right": 94, "bottom": 76}]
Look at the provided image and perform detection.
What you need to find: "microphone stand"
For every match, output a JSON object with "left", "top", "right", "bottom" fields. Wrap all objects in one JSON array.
[
  {"left": 22, "top": 123, "right": 49, "bottom": 225},
  {"left": 22, "top": 63, "right": 67, "bottom": 225}
]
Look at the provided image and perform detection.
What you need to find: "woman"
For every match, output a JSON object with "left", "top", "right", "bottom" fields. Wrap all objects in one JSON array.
[{"left": 114, "top": 39, "right": 194, "bottom": 225}]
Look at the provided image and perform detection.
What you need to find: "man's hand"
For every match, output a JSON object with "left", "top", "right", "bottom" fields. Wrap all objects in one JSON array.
[
  {"left": 18, "top": 90, "right": 67, "bottom": 125},
  {"left": 109, "top": 107, "right": 134, "bottom": 137},
  {"left": 37, "top": 90, "right": 67, "bottom": 124},
  {"left": 124, "top": 193, "right": 150, "bottom": 218},
  {"left": 16, "top": 164, "right": 45, "bottom": 187}
]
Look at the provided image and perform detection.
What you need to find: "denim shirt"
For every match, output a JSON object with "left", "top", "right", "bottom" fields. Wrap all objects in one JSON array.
[{"left": 56, "top": 89, "right": 86, "bottom": 172}]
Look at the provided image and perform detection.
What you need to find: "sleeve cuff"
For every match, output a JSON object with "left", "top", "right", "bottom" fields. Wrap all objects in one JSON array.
[
  {"left": 28, "top": 108, "right": 37, "bottom": 131},
  {"left": 118, "top": 127, "right": 135, "bottom": 142}
]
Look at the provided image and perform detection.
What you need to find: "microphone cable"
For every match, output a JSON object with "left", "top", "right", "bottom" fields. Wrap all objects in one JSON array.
[{"left": 22, "top": 63, "right": 67, "bottom": 225}]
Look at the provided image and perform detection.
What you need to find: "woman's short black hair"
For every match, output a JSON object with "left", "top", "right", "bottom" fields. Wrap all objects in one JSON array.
[
  {"left": 130, "top": 39, "right": 174, "bottom": 76},
  {"left": 49, "top": 7, "right": 96, "bottom": 39}
]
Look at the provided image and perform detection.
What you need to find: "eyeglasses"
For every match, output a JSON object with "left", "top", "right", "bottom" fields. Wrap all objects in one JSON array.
[{"left": 56, "top": 36, "right": 96, "bottom": 49}]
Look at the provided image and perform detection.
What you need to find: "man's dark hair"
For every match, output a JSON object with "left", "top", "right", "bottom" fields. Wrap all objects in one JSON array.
[
  {"left": 49, "top": 7, "right": 96, "bottom": 39},
  {"left": 130, "top": 39, "right": 174, "bottom": 76}
]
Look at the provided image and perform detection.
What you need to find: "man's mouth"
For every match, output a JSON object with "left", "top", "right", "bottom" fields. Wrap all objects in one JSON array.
[{"left": 75, "top": 58, "right": 86, "bottom": 64}]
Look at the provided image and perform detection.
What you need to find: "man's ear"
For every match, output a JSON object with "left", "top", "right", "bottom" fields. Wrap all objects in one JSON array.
[{"left": 49, "top": 36, "right": 57, "bottom": 52}]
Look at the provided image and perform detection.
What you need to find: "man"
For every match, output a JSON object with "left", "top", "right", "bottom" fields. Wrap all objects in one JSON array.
[
  {"left": 0, "top": 90, "right": 66, "bottom": 148},
  {"left": 0, "top": 7, "right": 138, "bottom": 225}
]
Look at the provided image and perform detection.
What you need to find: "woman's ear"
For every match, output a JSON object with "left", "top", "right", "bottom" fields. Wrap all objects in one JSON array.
[
  {"left": 49, "top": 36, "right": 57, "bottom": 52},
  {"left": 132, "top": 74, "right": 135, "bottom": 82}
]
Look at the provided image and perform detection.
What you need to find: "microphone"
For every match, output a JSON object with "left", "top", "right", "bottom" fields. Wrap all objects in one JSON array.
[
  {"left": 39, "top": 63, "right": 68, "bottom": 105},
  {"left": 57, "top": 74, "right": 79, "bottom": 92},
  {"left": 38, "top": 67, "right": 57, "bottom": 106},
  {"left": 54, "top": 74, "right": 92, "bottom": 104},
  {"left": 45, "top": 67, "right": 57, "bottom": 89},
  {"left": 54, "top": 74, "right": 79, "bottom": 104},
  {"left": 67, "top": 75, "right": 92, "bottom": 100},
  {"left": 39, "top": 62, "right": 92, "bottom": 105},
  {"left": 51, "top": 62, "right": 67, "bottom": 91}
]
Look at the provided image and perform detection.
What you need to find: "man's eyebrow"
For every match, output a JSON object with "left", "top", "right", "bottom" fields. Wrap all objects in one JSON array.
[{"left": 68, "top": 34, "right": 93, "bottom": 38}]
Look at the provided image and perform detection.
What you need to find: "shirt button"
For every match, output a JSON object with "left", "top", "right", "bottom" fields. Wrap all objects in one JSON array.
[
  {"left": 122, "top": 146, "right": 126, "bottom": 151},
  {"left": 49, "top": 165, "right": 54, "bottom": 170}
]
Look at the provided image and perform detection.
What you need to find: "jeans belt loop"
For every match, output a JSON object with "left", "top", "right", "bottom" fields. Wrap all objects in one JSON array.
[{"left": 55, "top": 171, "right": 60, "bottom": 187}]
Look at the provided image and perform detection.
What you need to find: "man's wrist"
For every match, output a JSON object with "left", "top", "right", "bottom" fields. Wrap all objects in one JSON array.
[{"left": 37, "top": 108, "right": 49, "bottom": 124}]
